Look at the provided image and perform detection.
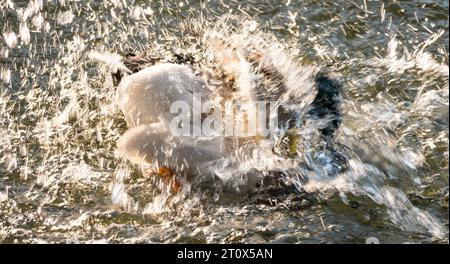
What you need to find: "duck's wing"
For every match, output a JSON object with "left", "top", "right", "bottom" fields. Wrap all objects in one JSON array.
[
  {"left": 116, "top": 63, "right": 211, "bottom": 128},
  {"left": 117, "top": 123, "right": 226, "bottom": 176}
]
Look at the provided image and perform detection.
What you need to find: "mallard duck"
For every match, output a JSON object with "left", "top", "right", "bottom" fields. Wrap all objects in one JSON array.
[
  {"left": 114, "top": 61, "right": 229, "bottom": 188},
  {"left": 93, "top": 48, "right": 344, "bottom": 192}
]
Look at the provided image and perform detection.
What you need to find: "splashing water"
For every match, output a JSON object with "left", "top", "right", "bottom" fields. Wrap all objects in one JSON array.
[{"left": 0, "top": 0, "right": 448, "bottom": 243}]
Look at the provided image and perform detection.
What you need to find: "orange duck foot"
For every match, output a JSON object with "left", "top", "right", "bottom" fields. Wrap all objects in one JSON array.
[{"left": 146, "top": 167, "right": 182, "bottom": 193}]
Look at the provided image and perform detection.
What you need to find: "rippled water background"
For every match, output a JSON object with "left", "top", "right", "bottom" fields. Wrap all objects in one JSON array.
[{"left": 0, "top": 0, "right": 448, "bottom": 244}]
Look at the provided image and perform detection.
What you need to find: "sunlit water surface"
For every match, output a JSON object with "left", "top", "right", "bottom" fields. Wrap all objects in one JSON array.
[{"left": 0, "top": 0, "right": 448, "bottom": 243}]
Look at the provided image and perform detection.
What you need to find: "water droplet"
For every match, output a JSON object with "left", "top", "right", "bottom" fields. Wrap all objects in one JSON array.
[
  {"left": 20, "top": 23, "right": 30, "bottom": 45},
  {"left": 57, "top": 11, "right": 74, "bottom": 25},
  {"left": 2, "top": 31, "right": 17, "bottom": 48},
  {"left": 0, "top": 47, "right": 9, "bottom": 59},
  {"left": 0, "top": 67, "right": 11, "bottom": 84}
]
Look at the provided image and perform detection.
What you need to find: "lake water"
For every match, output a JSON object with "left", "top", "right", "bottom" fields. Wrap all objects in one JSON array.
[{"left": 0, "top": 0, "right": 448, "bottom": 244}]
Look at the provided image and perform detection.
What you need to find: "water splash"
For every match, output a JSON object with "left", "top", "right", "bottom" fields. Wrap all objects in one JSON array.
[{"left": 0, "top": 0, "right": 447, "bottom": 243}]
